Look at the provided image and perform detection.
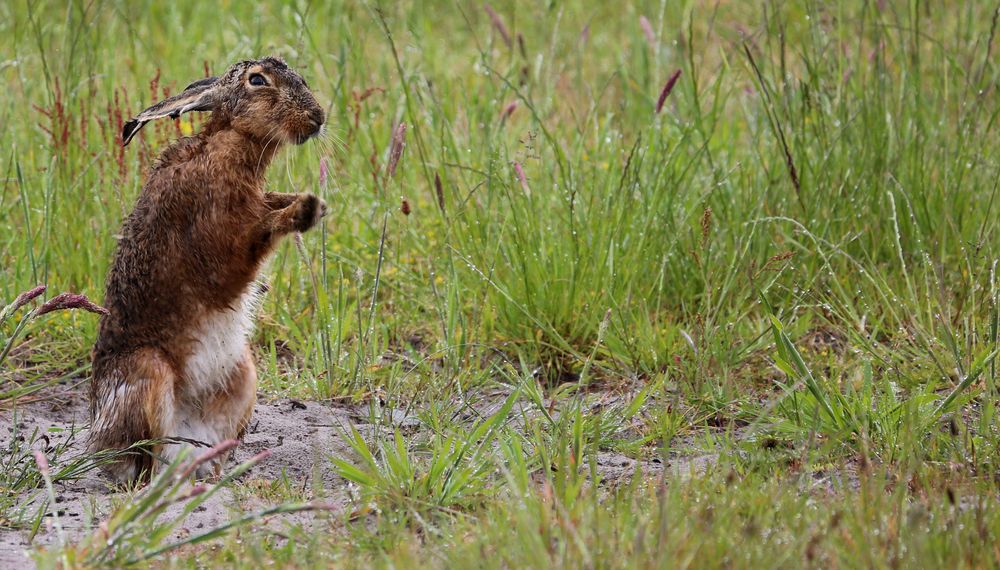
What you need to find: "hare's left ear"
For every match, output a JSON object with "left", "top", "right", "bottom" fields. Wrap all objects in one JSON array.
[{"left": 121, "top": 76, "right": 220, "bottom": 146}]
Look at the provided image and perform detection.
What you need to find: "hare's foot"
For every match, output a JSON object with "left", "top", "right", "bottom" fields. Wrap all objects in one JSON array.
[{"left": 290, "top": 193, "right": 326, "bottom": 232}]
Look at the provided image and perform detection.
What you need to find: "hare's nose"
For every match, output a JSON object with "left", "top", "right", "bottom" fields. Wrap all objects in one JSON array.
[{"left": 308, "top": 108, "right": 325, "bottom": 128}]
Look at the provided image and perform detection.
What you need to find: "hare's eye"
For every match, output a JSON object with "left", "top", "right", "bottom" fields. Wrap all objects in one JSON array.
[{"left": 249, "top": 73, "right": 268, "bottom": 87}]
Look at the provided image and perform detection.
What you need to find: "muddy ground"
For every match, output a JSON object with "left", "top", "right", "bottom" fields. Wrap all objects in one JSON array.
[{"left": 0, "top": 381, "right": 706, "bottom": 568}]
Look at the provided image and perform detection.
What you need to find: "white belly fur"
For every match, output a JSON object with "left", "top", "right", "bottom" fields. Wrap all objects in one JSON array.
[{"left": 183, "top": 286, "right": 262, "bottom": 395}]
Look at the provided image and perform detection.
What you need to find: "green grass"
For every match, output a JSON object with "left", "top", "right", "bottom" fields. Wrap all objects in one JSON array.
[{"left": 3, "top": 0, "right": 1000, "bottom": 567}]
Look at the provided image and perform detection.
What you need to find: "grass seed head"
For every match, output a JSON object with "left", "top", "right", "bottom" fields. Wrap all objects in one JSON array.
[
  {"left": 500, "top": 100, "right": 518, "bottom": 123},
  {"left": 484, "top": 3, "right": 512, "bottom": 48},
  {"left": 513, "top": 161, "right": 529, "bottom": 193},
  {"left": 640, "top": 16, "right": 656, "bottom": 48},
  {"left": 656, "top": 69, "right": 682, "bottom": 114},
  {"left": 11, "top": 285, "right": 47, "bottom": 312},
  {"left": 387, "top": 123, "right": 407, "bottom": 178},
  {"left": 700, "top": 206, "right": 713, "bottom": 245},
  {"left": 32, "top": 450, "right": 51, "bottom": 477},
  {"left": 434, "top": 172, "right": 446, "bottom": 212},
  {"left": 319, "top": 156, "right": 329, "bottom": 188},
  {"left": 36, "top": 293, "right": 109, "bottom": 317}
]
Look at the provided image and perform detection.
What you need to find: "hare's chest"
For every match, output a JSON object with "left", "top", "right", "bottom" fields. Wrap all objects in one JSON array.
[{"left": 183, "top": 289, "right": 259, "bottom": 391}]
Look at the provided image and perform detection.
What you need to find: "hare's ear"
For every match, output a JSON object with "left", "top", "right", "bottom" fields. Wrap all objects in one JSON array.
[{"left": 122, "top": 76, "right": 220, "bottom": 146}]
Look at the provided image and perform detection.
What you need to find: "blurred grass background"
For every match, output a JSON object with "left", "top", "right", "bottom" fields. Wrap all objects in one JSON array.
[{"left": 3, "top": 0, "right": 998, "bottom": 400}]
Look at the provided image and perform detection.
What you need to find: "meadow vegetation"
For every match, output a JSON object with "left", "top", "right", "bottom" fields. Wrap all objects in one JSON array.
[{"left": 2, "top": 0, "right": 1000, "bottom": 567}]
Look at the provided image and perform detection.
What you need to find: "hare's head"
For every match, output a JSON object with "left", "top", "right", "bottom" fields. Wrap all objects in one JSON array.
[{"left": 122, "top": 57, "right": 325, "bottom": 147}]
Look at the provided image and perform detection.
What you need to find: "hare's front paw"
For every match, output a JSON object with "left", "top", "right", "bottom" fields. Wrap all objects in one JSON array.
[{"left": 293, "top": 194, "right": 326, "bottom": 232}]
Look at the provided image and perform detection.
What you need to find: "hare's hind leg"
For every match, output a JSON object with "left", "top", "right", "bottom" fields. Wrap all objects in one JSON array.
[
  {"left": 230, "top": 346, "right": 258, "bottom": 440},
  {"left": 168, "top": 346, "right": 257, "bottom": 479},
  {"left": 90, "top": 349, "right": 177, "bottom": 483},
  {"left": 208, "top": 346, "right": 258, "bottom": 444}
]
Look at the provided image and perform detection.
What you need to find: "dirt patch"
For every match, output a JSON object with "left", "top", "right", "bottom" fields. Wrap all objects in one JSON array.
[
  {"left": 0, "top": 384, "right": 361, "bottom": 568},
  {"left": 0, "top": 382, "right": 687, "bottom": 568}
]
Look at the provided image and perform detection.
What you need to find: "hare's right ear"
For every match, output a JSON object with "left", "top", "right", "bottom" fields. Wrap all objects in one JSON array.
[{"left": 122, "top": 76, "right": 220, "bottom": 146}]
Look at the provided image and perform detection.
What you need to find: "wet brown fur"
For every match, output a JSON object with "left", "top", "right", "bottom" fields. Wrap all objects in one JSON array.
[{"left": 90, "top": 57, "right": 326, "bottom": 482}]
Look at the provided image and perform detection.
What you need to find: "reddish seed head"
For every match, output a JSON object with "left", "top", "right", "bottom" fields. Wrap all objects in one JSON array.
[
  {"left": 196, "top": 440, "right": 236, "bottom": 466},
  {"left": 655, "top": 69, "right": 682, "bottom": 114},
  {"left": 11, "top": 285, "right": 47, "bottom": 312},
  {"left": 36, "top": 293, "right": 109, "bottom": 317},
  {"left": 33, "top": 450, "right": 50, "bottom": 477},
  {"left": 319, "top": 156, "right": 330, "bottom": 187},
  {"left": 500, "top": 100, "right": 518, "bottom": 123},
  {"left": 513, "top": 161, "right": 529, "bottom": 193},
  {"left": 401, "top": 198, "right": 411, "bottom": 216},
  {"left": 176, "top": 439, "right": 241, "bottom": 481},
  {"left": 387, "top": 123, "right": 407, "bottom": 178},
  {"left": 434, "top": 172, "right": 446, "bottom": 213},
  {"left": 640, "top": 16, "right": 656, "bottom": 48},
  {"left": 169, "top": 484, "right": 209, "bottom": 506},
  {"left": 484, "top": 3, "right": 512, "bottom": 48},
  {"left": 249, "top": 449, "right": 274, "bottom": 464}
]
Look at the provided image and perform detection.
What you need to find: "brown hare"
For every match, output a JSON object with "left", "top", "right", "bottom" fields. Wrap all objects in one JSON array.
[{"left": 90, "top": 57, "right": 326, "bottom": 482}]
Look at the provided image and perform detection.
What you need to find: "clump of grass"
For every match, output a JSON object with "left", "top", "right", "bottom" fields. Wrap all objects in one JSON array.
[
  {"left": 0, "top": 286, "right": 106, "bottom": 370},
  {"left": 0, "top": 286, "right": 112, "bottom": 529},
  {"left": 0, "top": 419, "right": 147, "bottom": 534},
  {"left": 760, "top": 292, "right": 995, "bottom": 465},
  {"left": 32, "top": 441, "right": 333, "bottom": 569},
  {"left": 333, "top": 390, "right": 518, "bottom": 522}
]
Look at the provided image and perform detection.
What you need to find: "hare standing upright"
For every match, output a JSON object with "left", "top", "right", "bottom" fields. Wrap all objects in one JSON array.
[{"left": 91, "top": 57, "right": 326, "bottom": 482}]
